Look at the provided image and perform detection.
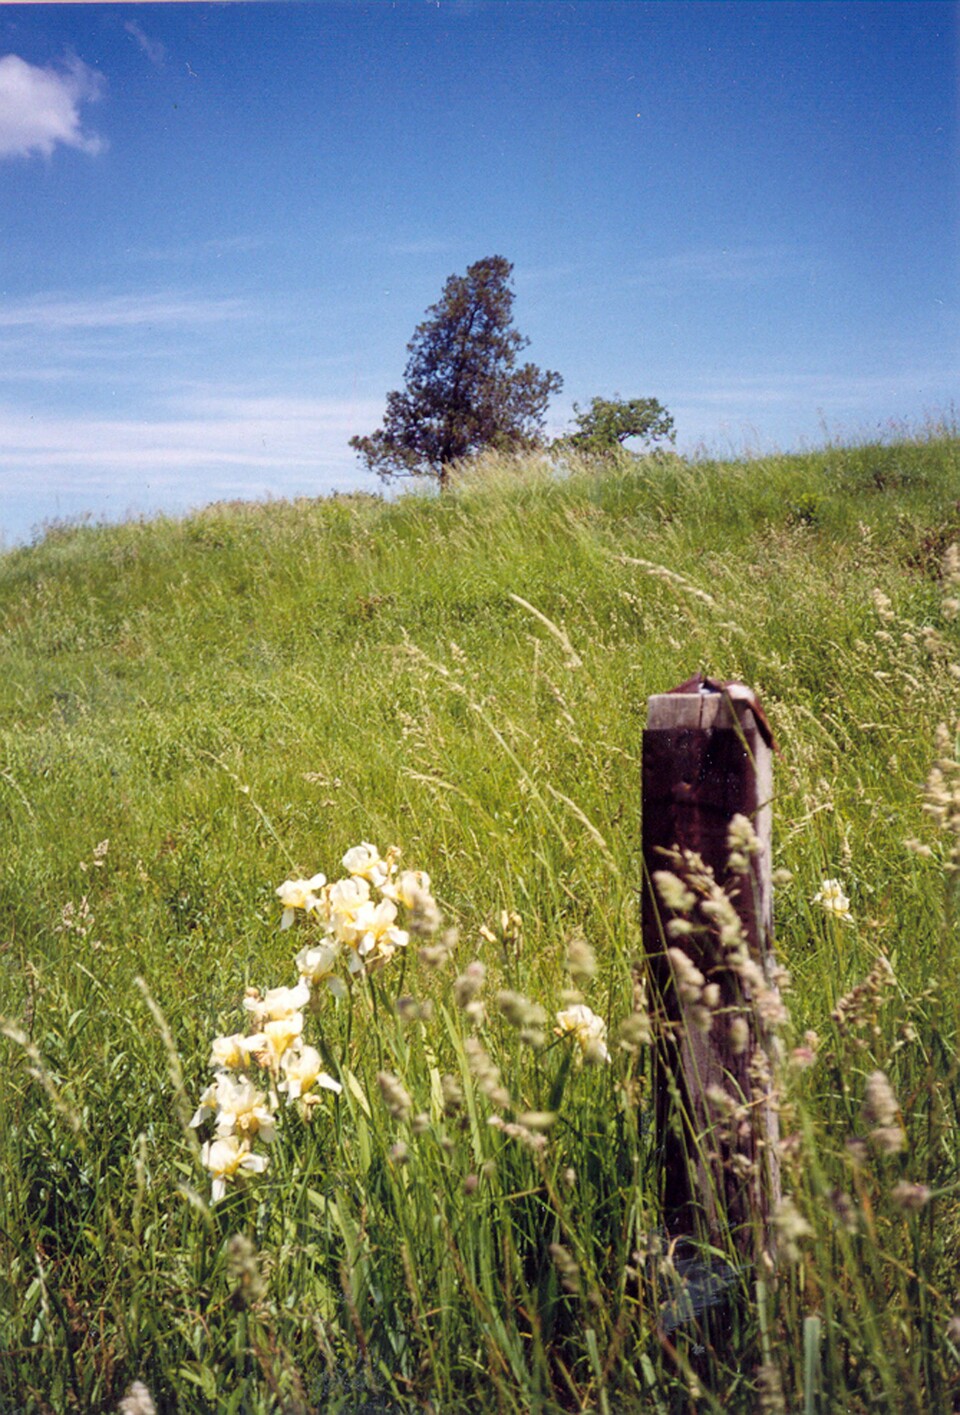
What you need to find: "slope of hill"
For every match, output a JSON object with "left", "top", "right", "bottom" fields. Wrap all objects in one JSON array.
[{"left": 1, "top": 432, "right": 959, "bottom": 1412}]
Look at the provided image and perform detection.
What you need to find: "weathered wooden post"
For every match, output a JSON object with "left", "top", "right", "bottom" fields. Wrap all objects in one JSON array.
[{"left": 642, "top": 675, "right": 781, "bottom": 1264}]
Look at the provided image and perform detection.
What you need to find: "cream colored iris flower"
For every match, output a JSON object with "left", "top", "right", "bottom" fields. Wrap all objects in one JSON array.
[
  {"left": 342, "top": 842, "right": 393, "bottom": 889},
  {"left": 261, "top": 1011, "right": 305, "bottom": 1066},
  {"left": 208, "top": 1031, "right": 267, "bottom": 1071},
  {"left": 212, "top": 1075, "right": 276, "bottom": 1143},
  {"left": 279, "top": 1044, "right": 342, "bottom": 1101},
  {"left": 201, "top": 1135, "right": 269, "bottom": 1202},
  {"left": 384, "top": 868, "right": 432, "bottom": 908},
  {"left": 296, "top": 940, "right": 347, "bottom": 996},
  {"left": 190, "top": 1081, "right": 220, "bottom": 1129},
  {"left": 813, "top": 879, "right": 853, "bottom": 923},
  {"left": 244, "top": 980, "right": 311, "bottom": 1025},
  {"left": 350, "top": 898, "right": 409, "bottom": 964},
  {"left": 324, "top": 876, "right": 371, "bottom": 941},
  {"left": 276, "top": 873, "right": 326, "bottom": 930},
  {"left": 555, "top": 1004, "right": 610, "bottom": 1064}
]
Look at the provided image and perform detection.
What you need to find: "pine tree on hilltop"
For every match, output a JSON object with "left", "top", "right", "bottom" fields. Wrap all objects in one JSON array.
[{"left": 350, "top": 255, "right": 562, "bottom": 489}]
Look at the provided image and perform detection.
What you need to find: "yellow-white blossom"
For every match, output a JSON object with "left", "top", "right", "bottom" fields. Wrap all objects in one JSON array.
[
  {"left": 555, "top": 1003, "right": 610, "bottom": 1064},
  {"left": 201, "top": 1135, "right": 269, "bottom": 1202},
  {"left": 244, "top": 980, "right": 311, "bottom": 1025},
  {"left": 190, "top": 1081, "right": 220, "bottom": 1128},
  {"left": 213, "top": 1075, "right": 276, "bottom": 1143},
  {"left": 260, "top": 1011, "right": 305, "bottom": 1066},
  {"left": 813, "top": 878, "right": 853, "bottom": 923},
  {"left": 342, "top": 842, "right": 393, "bottom": 889},
  {"left": 296, "top": 940, "right": 345, "bottom": 995},
  {"left": 276, "top": 873, "right": 326, "bottom": 929},
  {"left": 208, "top": 1031, "right": 267, "bottom": 1071},
  {"left": 278, "top": 1045, "right": 342, "bottom": 1101},
  {"left": 350, "top": 897, "right": 409, "bottom": 966},
  {"left": 384, "top": 868, "right": 432, "bottom": 908},
  {"left": 323, "top": 876, "right": 371, "bottom": 941}
]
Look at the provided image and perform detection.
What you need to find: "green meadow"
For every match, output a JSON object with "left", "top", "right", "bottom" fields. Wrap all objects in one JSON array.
[{"left": 1, "top": 429, "right": 960, "bottom": 1413}]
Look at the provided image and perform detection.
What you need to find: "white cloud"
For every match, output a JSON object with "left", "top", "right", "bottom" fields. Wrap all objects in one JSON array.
[
  {"left": 676, "top": 368, "right": 960, "bottom": 410},
  {"left": 662, "top": 366, "right": 960, "bottom": 456},
  {"left": 126, "top": 234, "right": 267, "bottom": 264},
  {"left": 0, "top": 53, "right": 105, "bottom": 161},
  {"left": 630, "top": 244, "right": 817, "bottom": 287},
  {"left": 0, "top": 390, "right": 384, "bottom": 541},
  {"left": 0, "top": 394, "right": 381, "bottom": 476},
  {"left": 124, "top": 22, "right": 166, "bottom": 69},
  {"left": 0, "top": 292, "right": 247, "bottom": 332},
  {"left": 384, "top": 238, "right": 456, "bottom": 257}
]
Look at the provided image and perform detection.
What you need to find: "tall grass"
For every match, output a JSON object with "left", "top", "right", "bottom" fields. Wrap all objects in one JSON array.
[{"left": 0, "top": 429, "right": 958, "bottom": 1411}]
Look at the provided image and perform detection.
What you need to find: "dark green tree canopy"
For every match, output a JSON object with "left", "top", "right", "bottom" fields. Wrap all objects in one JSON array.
[
  {"left": 350, "top": 256, "right": 562, "bottom": 487},
  {"left": 563, "top": 395, "right": 675, "bottom": 453}
]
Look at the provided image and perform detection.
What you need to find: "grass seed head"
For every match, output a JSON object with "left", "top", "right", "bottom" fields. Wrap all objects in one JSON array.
[
  {"left": 377, "top": 1071, "right": 413, "bottom": 1123},
  {"left": 118, "top": 1383, "right": 156, "bottom": 1415},
  {"left": 226, "top": 1232, "right": 267, "bottom": 1306},
  {"left": 890, "top": 1180, "right": 932, "bottom": 1211},
  {"left": 862, "top": 1069, "right": 899, "bottom": 1128},
  {"left": 548, "top": 1242, "right": 581, "bottom": 1294},
  {"left": 774, "top": 1195, "right": 813, "bottom": 1263},
  {"left": 565, "top": 934, "right": 597, "bottom": 984}
]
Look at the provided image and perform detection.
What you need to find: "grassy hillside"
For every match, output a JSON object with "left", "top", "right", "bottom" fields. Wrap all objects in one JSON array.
[{"left": 1, "top": 431, "right": 959, "bottom": 1412}]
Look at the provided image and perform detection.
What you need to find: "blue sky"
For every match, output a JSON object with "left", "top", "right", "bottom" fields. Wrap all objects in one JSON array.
[{"left": 0, "top": 1, "right": 956, "bottom": 544}]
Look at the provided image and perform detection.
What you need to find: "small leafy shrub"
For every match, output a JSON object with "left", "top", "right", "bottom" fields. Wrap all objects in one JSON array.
[{"left": 786, "top": 490, "right": 822, "bottom": 527}]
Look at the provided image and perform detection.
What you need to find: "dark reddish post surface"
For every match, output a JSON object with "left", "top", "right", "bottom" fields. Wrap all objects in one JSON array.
[{"left": 642, "top": 681, "right": 780, "bottom": 1259}]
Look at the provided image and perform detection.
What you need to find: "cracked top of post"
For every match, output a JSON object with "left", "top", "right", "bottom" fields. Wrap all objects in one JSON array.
[{"left": 651, "top": 672, "right": 777, "bottom": 753}]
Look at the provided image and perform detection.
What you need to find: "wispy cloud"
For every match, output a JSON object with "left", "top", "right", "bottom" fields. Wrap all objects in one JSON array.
[
  {"left": 662, "top": 365, "right": 960, "bottom": 454},
  {"left": 124, "top": 21, "right": 166, "bottom": 69},
  {"left": 339, "top": 232, "right": 454, "bottom": 259},
  {"left": 517, "top": 262, "right": 581, "bottom": 285},
  {"left": 0, "top": 53, "right": 105, "bottom": 161},
  {"left": 125, "top": 234, "right": 267, "bottom": 264},
  {"left": 0, "top": 389, "right": 385, "bottom": 539},
  {"left": 383, "top": 238, "right": 456, "bottom": 257},
  {"left": 0, "top": 292, "right": 247, "bottom": 332},
  {"left": 0, "top": 394, "right": 381, "bottom": 477},
  {"left": 677, "top": 368, "right": 960, "bottom": 410},
  {"left": 630, "top": 244, "right": 818, "bottom": 287}
]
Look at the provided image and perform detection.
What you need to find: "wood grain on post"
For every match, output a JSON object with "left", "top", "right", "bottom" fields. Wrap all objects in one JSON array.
[{"left": 642, "top": 679, "right": 780, "bottom": 1262}]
